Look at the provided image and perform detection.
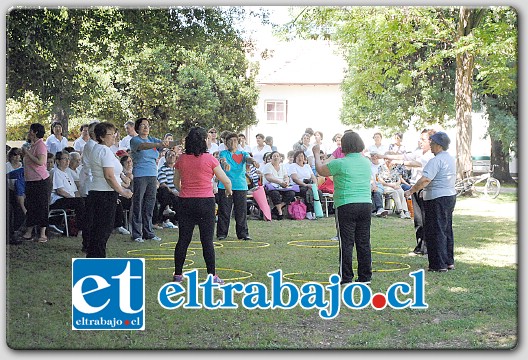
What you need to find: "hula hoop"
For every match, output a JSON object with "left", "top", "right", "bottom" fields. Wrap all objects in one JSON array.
[
  {"left": 372, "top": 261, "right": 411, "bottom": 272},
  {"left": 182, "top": 267, "right": 253, "bottom": 281},
  {"left": 126, "top": 248, "right": 196, "bottom": 257},
  {"left": 216, "top": 240, "right": 270, "bottom": 249},
  {"left": 156, "top": 258, "right": 194, "bottom": 270},
  {"left": 287, "top": 240, "right": 338, "bottom": 248},
  {"left": 282, "top": 272, "right": 335, "bottom": 284},
  {"left": 372, "top": 247, "right": 409, "bottom": 256},
  {"left": 159, "top": 241, "right": 223, "bottom": 250}
]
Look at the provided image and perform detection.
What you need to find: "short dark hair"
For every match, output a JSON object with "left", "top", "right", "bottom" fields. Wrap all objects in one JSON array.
[
  {"left": 30, "top": 123, "right": 46, "bottom": 138},
  {"left": 293, "top": 150, "right": 305, "bottom": 162},
  {"left": 94, "top": 122, "right": 117, "bottom": 144},
  {"left": 255, "top": 133, "right": 265, "bottom": 140},
  {"left": 7, "top": 147, "right": 21, "bottom": 162},
  {"left": 373, "top": 132, "right": 382, "bottom": 139},
  {"left": 225, "top": 132, "right": 238, "bottom": 142},
  {"left": 314, "top": 131, "right": 323, "bottom": 139},
  {"left": 51, "top": 121, "right": 62, "bottom": 135},
  {"left": 185, "top": 127, "right": 208, "bottom": 156},
  {"left": 134, "top": 118, "right": 149, "bottom": 133},
  {"left": 80, "top": 124, "right": 89, "bottom": 132},
  {"left": 341, "top": 131, "right": 365, "bottom": 154},
  {"left": 64, "top": 146, "right": 75, "bottom": 154},
  {"left": 304, "top": 128, "right": 314, "bottom": 136},
  {"left": 55, "top": 150, "right": 69, "bottom": 161}
]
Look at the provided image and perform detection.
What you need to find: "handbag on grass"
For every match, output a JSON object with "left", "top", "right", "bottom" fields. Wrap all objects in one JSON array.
[{"left": 288, "top": 199, "right": 307, "bottom": 220}]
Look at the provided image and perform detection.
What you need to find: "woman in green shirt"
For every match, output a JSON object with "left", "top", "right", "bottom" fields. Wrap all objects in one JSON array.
[{"left": 313, "top": 131, "right": 373, "bottom": 285}]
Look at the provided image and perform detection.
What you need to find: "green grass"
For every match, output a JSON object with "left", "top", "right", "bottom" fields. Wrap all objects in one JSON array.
[{"left": 6, "top": 193, "right": 517, "bottom": 350}]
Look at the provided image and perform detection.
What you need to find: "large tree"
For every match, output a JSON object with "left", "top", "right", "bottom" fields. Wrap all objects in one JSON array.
[
  {"left": 288, "top": 6, "right": 517, "bottom": 180},
  {"left": 6, "top": 6, "right": 260, "bottom": 141}
]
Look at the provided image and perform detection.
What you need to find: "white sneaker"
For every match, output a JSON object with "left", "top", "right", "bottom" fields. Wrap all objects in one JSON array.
[
  {"left": 306, "top": 212, "right": 315, "bottom": 220},
  {"left": 163, "top": 220, "right": 178, "bottom": 229},
  {"left": 403, "top": 211, "right": 411, "bottom": 219},
  {"left": 376, "top": 208, "right": 388, "bottom": 217},
  {"left": 330, "top": 235, "right": 339, "bottom": 241},
  {"left": 116, "top": 226, "right": 131, "bottom": 235},
  {"left": 134, "top": 237, "right": 144, "bottom": 243},
  {"left": 163, "top": 208, "right": 176, "bottom": 216}
]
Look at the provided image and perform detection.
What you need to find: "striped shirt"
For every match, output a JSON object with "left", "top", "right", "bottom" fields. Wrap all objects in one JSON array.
[{"left": 157, "top": 164, "right": 175, "bottom": 191}]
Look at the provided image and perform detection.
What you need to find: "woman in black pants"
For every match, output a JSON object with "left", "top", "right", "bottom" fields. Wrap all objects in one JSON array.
[
  {"left": 313, "top": 131, "right": 373, "bottom": 285},
  {"left": 20, "top": 123, "right": 50, "bottom": 243},
  {"left": 86, "top": 122, "right": 133, "bottom": 257},
  {"left": 172, "top": 127, "right": 232, "bottom": 285}
]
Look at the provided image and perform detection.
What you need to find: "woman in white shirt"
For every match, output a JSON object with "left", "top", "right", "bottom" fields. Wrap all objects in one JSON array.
[
  {"left": 50, "top": 150, "right": 88, "bottom": 242},
  {"left": 289, "top": 150, "right": 322, "bottom": 220},
  {"left": 251, "top": 133, "right": 272, "bottom": 169},
  {"left": 45, "top": 121, "right": 68, "bottom": 155},
  {"left": 262, "top": 151, "right": 295, "bottom": 220},
  {"left": 86, "top": 122, "right": 133, "bottom": 258}
]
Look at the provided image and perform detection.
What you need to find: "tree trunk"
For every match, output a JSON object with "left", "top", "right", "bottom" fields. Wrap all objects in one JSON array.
[
  {"left": 490, "top": 138, "right": 514, "bottom": 183},
  {"left": 455, "top": 7, "right": 475, "bottom": 178}
]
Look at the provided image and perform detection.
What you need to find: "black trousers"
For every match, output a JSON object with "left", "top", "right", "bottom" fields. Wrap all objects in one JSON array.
[
  {"left": 8, "top": 189, "right": 25, "bottom": 237},
  {"left": 25, "top": 178, "right": 50, "bottom": 228},
  {"left": 412, "top": 190, "right": 426, "bottom": 252},
  {"left": 174, "top": 197, "right": 216, "bottom": 275},
  {"left": 114, "top": 196, "right": 131, "bottom": 228},
  {"left": 266, "top": 188, "right": 296, "bottom": 206},
  {"left": 156, "top": 186, "right": 180, "bottom": 222},
  {"left": 216, "top": 189, "right": 249, "bottom": 239},
  {"left": 50, "top": 197, "right": 88, "bottom": 244},
  {"left": 86, "top": 191, "right": 117, "bottom": 258},
  {"left": 424, "top": 195, "right": 456, "bottom": 270},
  {"left": 335, "top": 202, "right": 372, "bottom": 283}
]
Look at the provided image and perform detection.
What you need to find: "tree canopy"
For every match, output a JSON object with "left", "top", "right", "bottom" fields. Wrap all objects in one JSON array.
[
  {"left": 6, "top": 6, "right": 260, "bottom": 141},
  {"left": 286, "top": 6, "right": 517, "bottom": 179}
]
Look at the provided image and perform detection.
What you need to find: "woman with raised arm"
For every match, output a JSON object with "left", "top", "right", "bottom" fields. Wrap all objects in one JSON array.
[
  {"left": 172, "top": 127, "right": 233, "bottom": 285},
  {"left": 313, "top": 131, "right": 373, "bottom": 285}
]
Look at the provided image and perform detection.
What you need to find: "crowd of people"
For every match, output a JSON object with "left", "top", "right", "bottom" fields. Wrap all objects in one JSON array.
[{"left": 7, "top": 120, "right": 456, "bottom": 282}]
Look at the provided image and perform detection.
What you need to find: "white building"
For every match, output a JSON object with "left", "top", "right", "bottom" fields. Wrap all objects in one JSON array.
[{"left": 247, "top": 39, "right": 516, "bottom": 174}]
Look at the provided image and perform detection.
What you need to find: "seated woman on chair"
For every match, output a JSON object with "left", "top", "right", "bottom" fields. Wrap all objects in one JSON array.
[
  {"left": 289, "top": 150, "right": 323, "bottom": 220},
  {"left": 377, "top": 157, "right": 411, "bottom": 219},
  {"left": 50, "top": 151, "right": 88, "bottom": 240},
  {"left": 261, "top": 151, "right": 296, "bottom": 220}
]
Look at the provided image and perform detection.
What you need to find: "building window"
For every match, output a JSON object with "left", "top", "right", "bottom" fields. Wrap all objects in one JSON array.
[{"left": 265, "top": 100, "right": 287, "bottom": 122}]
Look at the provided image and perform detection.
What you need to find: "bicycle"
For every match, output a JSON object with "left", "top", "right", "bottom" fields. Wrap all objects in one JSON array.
[{"left": 454, "top": 164, "right": 501, "bottom": 199}]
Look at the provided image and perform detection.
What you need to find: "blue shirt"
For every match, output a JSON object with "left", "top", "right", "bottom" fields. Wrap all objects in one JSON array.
[
  {"left": 130, "top": 136, "right": 161, "bottom": 177},
  {"left": 422, "top": 151, "right": 457, "bottom": 200},
  {"left": 218, "top": 149, "right": 249, "bottom": 191}
]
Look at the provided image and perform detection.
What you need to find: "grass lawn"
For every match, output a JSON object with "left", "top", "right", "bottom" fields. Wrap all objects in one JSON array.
[{"left": 6, "top": 193, "right": 517, "bottom": 350}]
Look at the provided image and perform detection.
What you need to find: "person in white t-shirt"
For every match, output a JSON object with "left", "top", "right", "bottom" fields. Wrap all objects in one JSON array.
[
  {"left": 49, "top": 151, "right": 88, "bottom": 244},
  {"left": 251, "top": 133, "right": 272, "bottom": 169},
  {"left": 289, "top": 150, "right": 322, "bottom": 220},
  {"left": 367, "top": 132, "right": 389, "bottom": 156},
  {"left": 73, "top": 124, "right": 90, "bottom": 155},
  {"left": 86, "top": 122, "right": 132, "bottom": 258},
  {"left": 118, "top": 120, "right": 137, "bottom": 151},
  {"left": 45, "top": 121, "right": 68, "bottom": 155}
]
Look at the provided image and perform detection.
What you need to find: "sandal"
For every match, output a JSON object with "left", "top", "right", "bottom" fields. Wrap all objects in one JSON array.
[{"left": 37, "top": 236, "right": 48, "bottom": 243}]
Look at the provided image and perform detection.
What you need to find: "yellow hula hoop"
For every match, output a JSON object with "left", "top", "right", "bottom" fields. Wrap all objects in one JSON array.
[
  {"left": 159, "top": 241, "right": 224, "bottom": 250},
  {"left": 371, "top": 247, "right": 410, "bottom": 256},
  {"left": 156, "top": 258, "right": 195, "bottom": 270},
  {"left": 372, "top": 261, "right": 411, "bottom": 272},
  {"left": 282, "top": 272, "right": 335, "bottom": 284},
  {"left": 215, "top": 240, "right": 270, "bottom": 249},
  {"left": 287, "top": 240, "right": 338, "bottom": 248},
  {"left": 126, "top": 248, "right": 196, "bottom": 257},
  {"left": 182, "top": 267, "right": 253, "bottom": 281}
]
